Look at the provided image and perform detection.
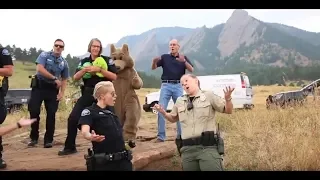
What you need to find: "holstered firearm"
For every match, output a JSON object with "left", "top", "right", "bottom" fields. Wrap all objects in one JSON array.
[
  {"left": 29, "top": 75, "right": 38, "bottom": 88},
  {"left": 175, "top": 135, "right": 183, "bottom": 156},
  {"left": 216, "top": 123, "right": 225, "bottom": 155},
  {"left": 201, "top": 131, "right": 217, "bottom": 146},
  {"left": 201, "top": 128, "right": 224, "bottom": 155},
  {"left": 84, "top": 148, "right": 95, "bottom": 171}
]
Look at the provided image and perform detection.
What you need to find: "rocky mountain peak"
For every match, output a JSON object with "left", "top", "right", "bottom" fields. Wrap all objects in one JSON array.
[
  {"left": 231, "top": 9, "right": 249, "bottom": 18},
  {"left": 180, "top": 27, "right": 206, "bottom": 54},
  {"left": 217, "top": 9, "right": 262, "bottom": 57}
]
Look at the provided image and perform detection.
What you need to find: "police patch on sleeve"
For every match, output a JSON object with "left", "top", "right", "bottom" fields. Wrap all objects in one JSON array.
[
  {"left": 40, "top": 52, "right": 47, "bottom": 58},
  {"left": 2, "top": 49, "right": 9, "bottom": 56},
  {"left": 109, "top": 58, "right": 114, "bottom": 65},
  {"left": 81, "top": 109, "right": 91, "bottom": 117}
]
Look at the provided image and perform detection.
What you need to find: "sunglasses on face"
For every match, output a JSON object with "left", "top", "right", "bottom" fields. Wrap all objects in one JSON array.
[{"left": 54, "top": 44, "right": 64, "bottom": 48}]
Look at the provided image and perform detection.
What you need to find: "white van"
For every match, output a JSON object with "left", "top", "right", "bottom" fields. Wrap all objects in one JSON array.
[{"left": 142, "top": 73, "right": 254, "bottom": 114}]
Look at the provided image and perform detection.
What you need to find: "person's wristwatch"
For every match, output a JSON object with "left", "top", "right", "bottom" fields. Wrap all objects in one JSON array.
[
  {"left": 16, "top": 122, "right": 22, "bottom": 128},
  {"left": 52, "top": 76, "right": 58, "bottom": 81},
  {"left": 226, "top": 97, "right": 232, "bottom": 101}
]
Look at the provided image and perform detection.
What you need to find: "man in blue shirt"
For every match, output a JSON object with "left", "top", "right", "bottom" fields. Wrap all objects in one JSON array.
[
  {"left": 27, "top": 39, "right": 70, "bottom": 148},
  {"left": 151, "top": 39, "right": 194, "bottom": 143}
]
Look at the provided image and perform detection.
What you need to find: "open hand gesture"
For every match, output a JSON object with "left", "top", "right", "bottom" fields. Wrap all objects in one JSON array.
[
  {"left": 153, "top": 104, "right": 166, "bottom": 114},
  {"left": 90, "top": 130, "right": 105, "bottom": 142},
  {"left": 223, "top": 86, "right": 235, "bottom": 100},
  {"left": 18, "top": 118, "right": 36, "bottom": 127},
  {"left": 176, "top": 54, "right": 186, "bottom": 62}
]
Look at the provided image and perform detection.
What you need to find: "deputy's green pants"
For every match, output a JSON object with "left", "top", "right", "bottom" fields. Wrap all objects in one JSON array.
[{"left": 180, "top": 145, "right": 223, "bottom": 171}]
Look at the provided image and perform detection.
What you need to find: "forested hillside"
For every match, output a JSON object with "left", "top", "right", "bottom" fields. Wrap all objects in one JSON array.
[{"left": 4, "top": 10, "right": 320, "bottom": 88}]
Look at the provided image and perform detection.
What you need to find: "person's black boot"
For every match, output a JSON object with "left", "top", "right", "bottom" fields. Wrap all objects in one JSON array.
[
  {"left": 27, "top": 140, "right": 38, "bottom": 147},
  {"left": 58, "top": 148, "right": 78, "bottom": 156},
  {"left": 0, "top": 158, "right": 7, "bottom": 169}
]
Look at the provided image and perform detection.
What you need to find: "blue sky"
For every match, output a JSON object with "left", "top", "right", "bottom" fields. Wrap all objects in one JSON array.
[{"left": 1, "top": 9, "right": 319, "bottom": 56}]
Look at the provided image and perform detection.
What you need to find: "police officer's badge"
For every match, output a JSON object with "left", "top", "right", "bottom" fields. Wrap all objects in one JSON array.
[
  {"left": 59, "top": 61, "right": 65, "bottom": 69},
  {"left": 81, "top": 109, "right": 91, "bottom": 116},
  {"left": 109, "top": 59, "right": 115, "bottom": 65},
  {"left": 2, "top": 49, "right": 9, "bottom": 56}
]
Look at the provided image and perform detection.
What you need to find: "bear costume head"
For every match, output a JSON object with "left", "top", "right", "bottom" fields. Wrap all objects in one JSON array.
[{"left": 110, "top": 44, "right": 134, "bottom": 73}]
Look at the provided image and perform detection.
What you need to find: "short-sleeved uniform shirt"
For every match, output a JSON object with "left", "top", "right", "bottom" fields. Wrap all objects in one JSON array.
[
  {"left": 35, "top": 51, "right": 70, "bottom": 83},
  {"left": 156, "top": 53, "right": 194, "bottom": 80},
  {"left": 170, "top": 90, "right": 226, "bottom": 140},
  {"left": 78, "top": 103, "right": 126, "bottom": 154},
  {"left": 0, "top": 48, "right": 13, "bottom": 93},
  {"left": 76, "top": 55, "right": 117, "bottom": 88}
]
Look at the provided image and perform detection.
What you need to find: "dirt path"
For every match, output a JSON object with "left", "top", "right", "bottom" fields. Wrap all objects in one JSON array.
[
  {"left": 1, "top": 128, "right": 178, "bottom": 171},
  {"left": 140, "top": 155, "right": 182, "bottom": 171}
]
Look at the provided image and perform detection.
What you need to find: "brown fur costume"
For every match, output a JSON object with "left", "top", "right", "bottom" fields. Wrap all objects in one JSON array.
[{"left": 110, "top": 44, "right": 143, "bottom": 141}]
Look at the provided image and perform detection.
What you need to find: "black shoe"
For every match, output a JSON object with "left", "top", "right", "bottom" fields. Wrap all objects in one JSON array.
[
  {"left": 58, "top": 148, "right": 77, "bottom": 156},
  {"left": 0, "top": 159, "right": 7, "bottom": 169},
  {"left": 27, "top": 140, "right": 38, "bottom": 147},
  {"left": 44, "top": 142, "right": 53, "bottom": 148}
]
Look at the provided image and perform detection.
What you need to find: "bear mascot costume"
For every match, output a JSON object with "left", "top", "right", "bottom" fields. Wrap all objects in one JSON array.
[{"left": 110, "top": 43, "right": 143, "bottom": 141}]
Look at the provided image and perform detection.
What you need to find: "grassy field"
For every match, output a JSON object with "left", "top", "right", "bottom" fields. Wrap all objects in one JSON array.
[{"left": 4, "top": 60, "right": 320, "bottom": 170}]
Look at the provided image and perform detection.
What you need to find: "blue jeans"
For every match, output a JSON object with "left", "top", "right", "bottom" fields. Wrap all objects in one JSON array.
[{"left": 157, "top": 83, "right": 183, "bottom": 141}]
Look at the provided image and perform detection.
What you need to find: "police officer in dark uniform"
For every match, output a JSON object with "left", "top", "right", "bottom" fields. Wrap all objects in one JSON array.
[
  {"left": 0, "top": 47, "right": 14, "bottom": 169},
  {"left": 58, "top": 38, "right": 117, "bottom": 156},
  {"left": 27, "top": 39, "right": 70, "bottom": 148},
  {"left": 79, "top": 81, "right": 133, "bottom": 171}
]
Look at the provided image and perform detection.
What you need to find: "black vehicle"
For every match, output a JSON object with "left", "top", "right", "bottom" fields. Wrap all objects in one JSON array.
[
  {"left": 266, "top": 79, "right": 320, "bottom": 109},
  {"left": 5, "top": 88, "right": 32, "bottom": 113},
  {"left": 266, "top": 90, "right": 309, "bottom": 109},
  {"left": 300, "top": 79, "right": 320, "bottom": 97}
]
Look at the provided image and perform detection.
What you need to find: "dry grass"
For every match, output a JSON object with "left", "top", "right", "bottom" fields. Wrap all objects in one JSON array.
[
  {"left": 5, "top": 61, "right": 320, "bottom": 170},
  {"left": 219, "top": 86, "right": 320, "bottom": 171}
]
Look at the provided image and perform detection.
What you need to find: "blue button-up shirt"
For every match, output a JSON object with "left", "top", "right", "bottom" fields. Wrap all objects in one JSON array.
[
  {"left": 36, "top": 51, "right": 70, "bottom": 83},
  {"left": 157, "top": 53, "right": 193, "bottom": 80}
]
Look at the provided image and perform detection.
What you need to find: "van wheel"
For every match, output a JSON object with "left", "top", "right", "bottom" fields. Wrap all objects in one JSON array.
[{"left": 151, "top": 102, "right": 158, "bottom": 115}]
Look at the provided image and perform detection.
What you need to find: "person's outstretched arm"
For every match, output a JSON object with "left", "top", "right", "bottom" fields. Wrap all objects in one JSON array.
[{"left": 0, "top": 118, "right": 36, "bottom": 136}]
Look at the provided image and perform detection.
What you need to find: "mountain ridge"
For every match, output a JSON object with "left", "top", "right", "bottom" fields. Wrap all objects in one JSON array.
[{"left": 79, "top": 9, "right": 320, "bottom": 78}]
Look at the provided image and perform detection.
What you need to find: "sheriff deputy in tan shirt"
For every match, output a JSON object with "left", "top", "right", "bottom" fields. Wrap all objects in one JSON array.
[{"left": 153, "top": 74, "right": 234, "bottom": 171}]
